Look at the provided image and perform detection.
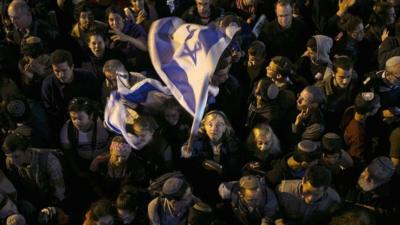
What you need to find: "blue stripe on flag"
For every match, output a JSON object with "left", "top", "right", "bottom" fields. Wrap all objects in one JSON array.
[
  {"left": 122, "top": 83, "right": 158, "bottom": 104},
  {"left": 162, "top": 60, "right": 196, "bottom": 112}
]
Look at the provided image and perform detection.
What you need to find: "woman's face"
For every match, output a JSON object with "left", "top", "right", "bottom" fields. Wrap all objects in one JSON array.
[
  {"left": 88, "top": 35, "right": 105, "bottom": 58},
  {"left": 204, "top": 114, "right": 226, "bottom": 143},
  {"left": 108, "top": 13, "right": 124, "bottom": 31},
  {"left": 79, "top": 11, "right": 93, "bottom": 30},
  {"left": 69, "top": 111, "right": 93, "bottom": 131}
]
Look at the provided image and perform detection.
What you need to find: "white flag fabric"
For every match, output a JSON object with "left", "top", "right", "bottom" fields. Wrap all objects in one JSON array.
[{"left": 148, "top": 17, "right": 240, "bottom": 136}]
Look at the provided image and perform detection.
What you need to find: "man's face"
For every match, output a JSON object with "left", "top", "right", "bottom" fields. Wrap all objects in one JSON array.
[
  {"left": 110, "top": 148, "right": 131, "bottom": 167},
  {"left": 8, "top": 6, "right": 30, "bottom": 30},
  {"left": 357, "top": 168, "right": 379, "bottom": 192},
  {"left": 297, "top": 89, "right": 313, "bottom": 111},
  {"left": 130, "top": 0, "right": 144, "bottom": 12},
  {"left": 242, "top": 187, "right": 262, "bottom": 206},
  {"left": 196, "top": 0, "right": 211, "bottom": 18},
  {"left": 108, "top": 13, "right": 124, "bottom": 31},
  {"left": 301, "top": 180, "right": 325, "bottom": 204},
  {"left": 5, "top": 150, "right": 29, "bottom": 168},
  {"left": 255, "top": 132, "right": 270, "bottom": 152},
  {"left": 248, "top": 54, "right": 263, "bottom": 69},
  {"left": 132, "top": 126, "right": 154, "bottom": 149},
  {"left": 211, "top": 64, "right": 231, "bottom": 86},
  {"left": 322, "top": 153, "right": 340, "bottom": 166},
  {"left": 350, "top": 23, "right": 365, "bottom": 42},
  {"left": 79, "top": 11, "right": 93, "bottom": 31},
  {"left": 266, "top": 61, "right": 280, "bottom": 82},
  {"left": 204, "top": 114, "right": 226, "bottom": 143},
  {"left": 386, "top": 7, "right": 396, "bottom": 25},
  {"left": 334, "top": 67, "right": 352, "bottom": 88},
  {"left": 69, "top": 111, "right": 93, "bottom": 131},
  {"left": 88, "top": 35, "right": 105, "bottom": 58},
  {"left": 275, "top": 4, "right": 293, "bottom": 29},
  {"left": 52, "top": 61, "right": 74, "bottom": 84}
]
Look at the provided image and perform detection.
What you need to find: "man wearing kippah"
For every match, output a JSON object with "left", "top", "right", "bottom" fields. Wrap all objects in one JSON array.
[
  {"left": 218, "top": 175, "right": 279, "bottom": 225},
  {"left": 265, "top": 140, "right": 321, "bottom": 188},
  {"left": 342, "top": 156, "right": 399, "bottom": 225},
  {"left": 148, "top": 177, "right": 201, "bottom": 225}
]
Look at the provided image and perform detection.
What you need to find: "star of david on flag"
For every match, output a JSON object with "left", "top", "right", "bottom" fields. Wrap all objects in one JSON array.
[{"left": 148, "top": 17, "right": 240, "bottom": 139}]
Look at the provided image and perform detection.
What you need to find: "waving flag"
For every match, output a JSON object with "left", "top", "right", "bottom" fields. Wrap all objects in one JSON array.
[
  {"left": 104, "top": 78, "right": 172, "bottom": 149},
  {"left": 148, "top": 17, "right": 240, "bottom": 138}
]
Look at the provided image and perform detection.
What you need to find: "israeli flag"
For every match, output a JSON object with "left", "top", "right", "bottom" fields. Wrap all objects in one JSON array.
[
  {"left": 104, "top": 78, "right": 172, "bottom": 149},
  {"left": 148, "top": 17, "right": 240, "bottom": 137}
]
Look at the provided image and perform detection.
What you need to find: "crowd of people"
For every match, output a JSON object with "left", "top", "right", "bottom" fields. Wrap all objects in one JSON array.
[{"left": 0, "top": 0, "right": 400, "bottom": 224}]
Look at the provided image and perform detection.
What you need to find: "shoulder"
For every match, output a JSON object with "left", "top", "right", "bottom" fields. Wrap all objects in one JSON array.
[
  {"left": 73, "top": 69, "right": 97, "bottom": 79},
  {"left": 326, "top": 187, "right": 341, "bottom": 203}
]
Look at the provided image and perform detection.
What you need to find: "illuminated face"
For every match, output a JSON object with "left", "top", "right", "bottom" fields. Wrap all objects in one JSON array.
[
  {"left": 266, "top": 61, "right": 280, "bottom": 82},
  {"left": 248, "top": 54, "right": 263, "bottom": 69},
  {"left": 164, "top": 107, "right": 180, "bottom": 126},
  {"left": 196, "top": 0, "right": 211, "bottom": 18},
  {"left": 110, "top": 147, "right": 131, "bottom": 167},
  {"left": 275, "top": 4, "right": 293, "bottom": 29},
  {"left": 296, "top": 89, "right": 313, "bottom": 111},
  {"left": 69, "top": 111, "right": 93, "bottom": 131},
  {"left": 255, "top": 131, "right": 270, "bottom": 153},
  {"left": 132, "top": 125, "right": 154, "bottom": 150},
  {"left": 242, "top": 187, "right": 261, "bottom": 206},
  {"left": 79, "top": 11, "right": 93, "bottom": 30},
  {"left": 334, "top": 67, "right": 352, "bottom": 88},
  {"left": 301, "top": 180, "right": 325, "bottom": 204},
  {"left": 204, "top": 114, "right": 227, "bottom": 143},
  {"left": 8, "top": 6, "right": 30, "bottom": 30},
  {"left": 108, "top": 12, "right": 124, "bottom": 31},
  {"left": 357, "top": 168, "right": 379, "bottom": 192},
  {"left": 88, "top": 35, "right": 106, "bottom": 58},
  {"left": 52, "top": 61, "right": 74, "bottom": 84}
]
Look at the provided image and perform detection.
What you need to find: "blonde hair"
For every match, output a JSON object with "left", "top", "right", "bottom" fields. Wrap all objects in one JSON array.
[
  {"left": 199, "top": 110, "right": 236, "bottom": 140},
  {"left": 246, "top": 123, "right": 281, "bottom": 156}
]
